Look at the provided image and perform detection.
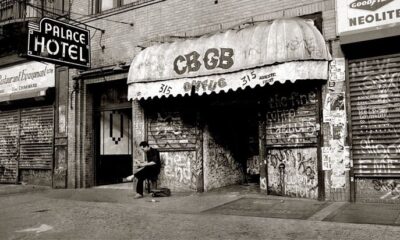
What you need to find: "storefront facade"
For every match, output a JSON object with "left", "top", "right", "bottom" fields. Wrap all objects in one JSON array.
[
  {"left": 337, "top": 0, "right": 400, "bottom": 203},
  {"left": 127, "top": 18, "right": 332, "bottom": 198},
  {"left": 67, "top": 0, "right": 353, "bottom": 201}
]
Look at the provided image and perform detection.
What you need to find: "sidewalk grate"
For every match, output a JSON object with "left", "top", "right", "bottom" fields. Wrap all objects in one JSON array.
[{"left": 202, "top": 197, "right": 330, "bottom": 220}]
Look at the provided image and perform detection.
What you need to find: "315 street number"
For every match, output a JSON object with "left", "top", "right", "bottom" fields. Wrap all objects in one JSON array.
[{"left": 241, "top": 71, "right": 257, "bottom": 86}]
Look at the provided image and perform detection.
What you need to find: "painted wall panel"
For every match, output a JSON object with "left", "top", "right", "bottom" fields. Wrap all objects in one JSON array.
[
  {"left": 159, "top": 151, "right": 196, "bottom": 191},
  {"left": 268, "top": 148, "right": 319, "bottom": 199}
]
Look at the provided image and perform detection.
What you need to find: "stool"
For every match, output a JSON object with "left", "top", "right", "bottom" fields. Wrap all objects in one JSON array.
[{"left": 145, "top": 178, "right": 157, "bottom": 193}]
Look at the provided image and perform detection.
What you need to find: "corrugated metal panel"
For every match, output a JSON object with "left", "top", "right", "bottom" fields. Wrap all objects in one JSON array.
[
  {"left": 147, "top": 111, "right": 198, "bottom": 149},
  {"left": 349, "top": 53, "right": 400, "bottom": 177},
  {"left": 0, "top": 110, "right": 19, "bottom": 183},
  {"left": 266, "top": 88, "right": 319, "bottom": 147},
  {"left": 19, "top": 106, "right": 54, "bottom": 169}
]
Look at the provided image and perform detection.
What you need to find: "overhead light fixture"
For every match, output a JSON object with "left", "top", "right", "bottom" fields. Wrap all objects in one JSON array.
[{"left": 113, "top": 61, "right": 126, "bottom": 71}]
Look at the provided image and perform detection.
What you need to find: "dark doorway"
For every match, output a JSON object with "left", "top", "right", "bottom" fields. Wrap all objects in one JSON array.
[
  {"left": 93, "top": 81, "right": 132, "bottom": 186},
  {"left": 203, "top": 90, "right": 260, "bottom": 185}
]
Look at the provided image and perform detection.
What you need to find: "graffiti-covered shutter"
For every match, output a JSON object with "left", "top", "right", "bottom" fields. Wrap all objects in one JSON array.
[
  {"left": 147, "top": 110, "right": 199, "bottom": 191},
  {"left": 349, "top": 54, "right": 400, "bottom": 176},
  {"left": 0, "top": 110, "right": 19, "bottom": 183},
  {"left": 19, "top": 106, "right": 54, "bottom": 169},
  {"left": 266, "top": 86, "right": 320, "bottom": 199},
  {"left": 266, "top": 88, "right": 319, "bottom": 146}
]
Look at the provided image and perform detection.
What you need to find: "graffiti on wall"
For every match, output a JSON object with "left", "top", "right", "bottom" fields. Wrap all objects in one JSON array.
[
  {"left": 0, "top": 114, "right": 19, "bottom": 183},
  {"left": 356, "top": 178, "right": 400, "bottom": 202},
  {"left": 267, "top": 148, "right": 318, "bottom": 199},
  {"left": 205, "top": 137, "right": 244, "bottom": 190},
  {"left": 159, "top": 151, "right": 195, "bottom": 191},
  {"left": 266, "top": 90, "right": 318, "bottom": 146},
  {"left": 148, "top": 111, "right": 198, "bottom": 149},
  {"left": 247, "top": 156, "right": 259, "bottom": 175},
  {"left": 350, "top": 57, "right": 400, "bottom": 175}
]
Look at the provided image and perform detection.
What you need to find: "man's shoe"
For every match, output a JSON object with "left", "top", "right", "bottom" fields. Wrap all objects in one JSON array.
[{"left": 133, "top": 194, "right": 143, "bottom": 199}]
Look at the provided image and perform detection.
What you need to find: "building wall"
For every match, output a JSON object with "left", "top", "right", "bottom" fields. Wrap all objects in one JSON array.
[
  {"left": 70, "top": 0, "right": 337, "bottom": 69},
  {"left": 68, "top": 0, "right": 349, "bottom": 197}
]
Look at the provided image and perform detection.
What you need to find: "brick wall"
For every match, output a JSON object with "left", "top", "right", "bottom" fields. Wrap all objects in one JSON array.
[{"left": 69, "top": 0, "right": 338, "bottom": 69}]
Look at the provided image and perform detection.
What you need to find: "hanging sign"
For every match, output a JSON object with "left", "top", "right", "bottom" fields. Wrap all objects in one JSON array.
[{"left": 27, "top": 17, "right": 90, "bottom": 69}]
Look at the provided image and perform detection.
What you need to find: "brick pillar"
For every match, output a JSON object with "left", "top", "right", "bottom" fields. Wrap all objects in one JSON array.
[{"left": 132, "top": 100, "right": 145, "bottom": 188}]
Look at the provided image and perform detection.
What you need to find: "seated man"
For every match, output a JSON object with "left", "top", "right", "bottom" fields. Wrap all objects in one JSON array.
[{"left": 133, "top": 141, "right": 161, "bottom": 199}]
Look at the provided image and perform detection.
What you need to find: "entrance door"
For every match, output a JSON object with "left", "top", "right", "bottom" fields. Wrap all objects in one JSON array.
[
  {"left": 266, "top": 85, "right": 321, "bottom": 199},
  {"left": 96, "top": 108, "right": 132, "bottom": 185}
]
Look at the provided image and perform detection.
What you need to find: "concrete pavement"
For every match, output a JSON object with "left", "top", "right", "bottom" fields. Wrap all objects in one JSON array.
[{"left": 1, "top": 183, "right": 400, "bottom": 239}]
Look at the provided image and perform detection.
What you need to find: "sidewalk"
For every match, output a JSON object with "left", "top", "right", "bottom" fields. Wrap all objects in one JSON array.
[
  {"left": 2, "top": 183, "right": 400, "bottom": 227},
  {"left": 0, "top": 183, "right": 50, "bottom": 196}
]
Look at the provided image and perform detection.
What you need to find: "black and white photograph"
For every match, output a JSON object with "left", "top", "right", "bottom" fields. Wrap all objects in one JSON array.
[{"left": 1, "top": 0, "right": 400, "bottom": 239}]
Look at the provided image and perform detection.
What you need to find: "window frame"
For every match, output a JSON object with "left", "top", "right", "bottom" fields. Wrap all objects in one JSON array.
[{"left": 94, "top": 0, "right": 123, "bottom": 14}]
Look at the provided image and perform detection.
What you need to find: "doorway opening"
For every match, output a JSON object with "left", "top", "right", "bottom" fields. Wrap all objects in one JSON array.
[
  {"left": 202, "top": 89, "right": 260, "bottom": 188},
  {"left": 92, "top": 81, "right": 132, "bottom": 186}
]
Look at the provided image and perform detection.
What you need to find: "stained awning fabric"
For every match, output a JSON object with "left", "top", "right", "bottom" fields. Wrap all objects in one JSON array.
[
  {"left": 127, "top": 18, "right": 332, "bottom": 100},
  {"left": 0, "top": 87, "right": 49, "bottom": 102}
]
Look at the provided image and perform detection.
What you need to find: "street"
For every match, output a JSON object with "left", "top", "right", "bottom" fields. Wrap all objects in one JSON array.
[{"left": 1, "top": 185, "right": 400, "bottom": 240}]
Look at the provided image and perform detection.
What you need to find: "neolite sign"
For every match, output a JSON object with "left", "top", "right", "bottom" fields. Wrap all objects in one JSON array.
[
  {"left": 27, "top": 18, "right": 90, "bottom": 69},
  {"left": 336, "top": 0, "right": 400, "bottom": 35}
]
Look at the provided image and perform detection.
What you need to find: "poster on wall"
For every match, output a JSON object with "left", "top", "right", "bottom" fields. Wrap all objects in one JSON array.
[
  {"left": 330, "top": 122, "right": 346, "bottom": 149},
  {"left": 323, "top": 92, "right": 346, "bottom": 123}
]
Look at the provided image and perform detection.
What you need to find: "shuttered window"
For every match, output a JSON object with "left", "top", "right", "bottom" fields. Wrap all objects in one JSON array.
[
  {"left": 0, "top": 110, "right": 19, "bottom": 183},
  {"left": 266, "top": 87, "right": 319, "bottom": 147},
  {"left": 0, "top": 105, "right": 54, "bottom": 183},
  {"left": 19, "top": 106, "right": 54, "bottom": 169},
  {"left": 349, "top": 53, "right": 400, "bottom": 176},
  {"left": 147, "top": 111, "right": 198, "bottom": 149}
]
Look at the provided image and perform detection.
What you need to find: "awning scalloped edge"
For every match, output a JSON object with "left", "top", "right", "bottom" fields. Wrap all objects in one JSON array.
[{"left": 128, "top": 60, "right": 329, "bottom": 101}]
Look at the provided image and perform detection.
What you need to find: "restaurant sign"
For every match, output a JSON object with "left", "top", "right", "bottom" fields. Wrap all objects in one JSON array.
[
  {"left": 0, "top": 62, "right": 55, "bottom": 102},
  {"left": 336, "top": 0, "right": 400, "bottom": 35},
  {"left": 27, "top": 17, "right": 90, "bottom": 69}
]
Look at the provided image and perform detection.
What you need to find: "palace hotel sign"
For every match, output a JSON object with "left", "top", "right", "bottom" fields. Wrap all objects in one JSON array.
[{"left": 27, "top": 18, "right": 90, "bottom": 69}]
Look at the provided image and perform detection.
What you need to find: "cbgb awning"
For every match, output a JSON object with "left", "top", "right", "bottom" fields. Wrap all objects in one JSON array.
[{"left": 127, "top": 18, "right": 332, "bottom": 100}]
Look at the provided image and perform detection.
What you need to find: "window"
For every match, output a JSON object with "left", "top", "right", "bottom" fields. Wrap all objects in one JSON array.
[
  {"left": 92, "top": 0, "right": 158, "bottom": 14},
  {"left": 94, "top": 0, "right": 123, "bottom": 13}
]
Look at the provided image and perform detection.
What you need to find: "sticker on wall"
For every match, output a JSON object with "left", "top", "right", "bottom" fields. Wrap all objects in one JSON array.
[
  {"left": 327, "top": 58, "right": 346, "bottom": 92},
  {"left": 329, "top": 58, "right": 345, "bottom": 82},
  {"left": 322, "top": 147, "right": 332, "bottom": 170}
]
